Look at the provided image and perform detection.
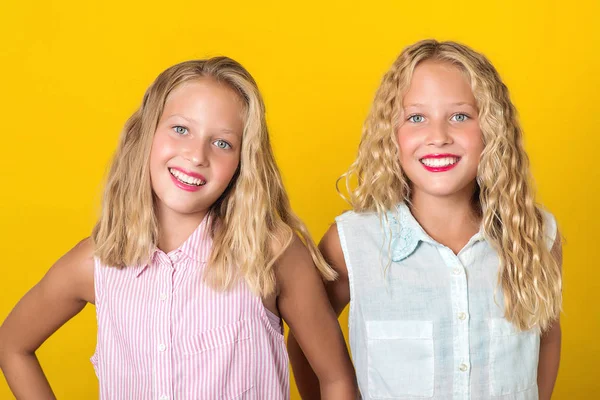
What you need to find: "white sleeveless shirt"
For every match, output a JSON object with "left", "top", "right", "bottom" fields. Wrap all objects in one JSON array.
[{"left": 336, "top": 203, "right": 556, "bottom": 400}]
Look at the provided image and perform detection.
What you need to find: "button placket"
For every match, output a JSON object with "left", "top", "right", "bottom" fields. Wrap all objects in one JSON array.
[
  {"left": 154, "top": 258, "right": 174, "bottom": 400},
  {"left": 442, "top": 248, "right": 471, "bottom": 400}
]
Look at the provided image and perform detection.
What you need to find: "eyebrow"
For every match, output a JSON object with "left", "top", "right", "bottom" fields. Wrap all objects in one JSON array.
[
  {"left": 404, "top": 102, "right": 477, "bottom": 108},
  {"left": 217, "top": 129, "right": 239, "bottom": 136},
  {"left": 164, "top": 114, "right": 241, "bottom": 136}
]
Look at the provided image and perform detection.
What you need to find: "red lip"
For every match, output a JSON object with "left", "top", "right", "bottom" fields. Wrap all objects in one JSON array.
[
  {"left": 169, "top": 167, "right": 205, "bottom": 181},
  {"left": 169, "top": 167, "right": 206, "bottom": 192},
  {"left": 419, "top": 153, "right": 460, "bottom": 159},
  {"left": 419, "top": 154, "right": 461, "bottom": 173}
]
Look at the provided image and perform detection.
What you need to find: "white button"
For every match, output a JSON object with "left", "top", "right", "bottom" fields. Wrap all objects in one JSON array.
[
  {"left": 453, "top": 268, "right": 461, "bottom": 275},
  {"left": 168, "top": 250, "right": 181, "bottom": 263},
  {"left": 159, "top": 396, "right": 168, "bottom": 400},
  {"left": 459, "top": 363, "right": 469, "bottom": 372},
  {"left": 158, "top": 343, "right": 166, "bottom": 352},
  {"left": 160, "top": 293, "right": 167, "bottom": 301},
  {"left": 458, "top": 312, "right": 467, "bottom": 320}
]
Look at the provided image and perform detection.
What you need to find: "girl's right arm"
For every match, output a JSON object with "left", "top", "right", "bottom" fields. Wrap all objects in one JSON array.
[
  {"left": 0, "top": 238, "right": 95, "bottom": 399},
  {"left": 288, "top": 224, "right": 352, "bottom": 400}
]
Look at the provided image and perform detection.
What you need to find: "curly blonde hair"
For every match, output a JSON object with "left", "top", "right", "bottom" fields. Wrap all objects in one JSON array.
[
  {"left": 341, "top": 40, "right": 561, "bottom": 332},
  {"left": 93, "top": 57, "right": 335, "bottom": 297}
]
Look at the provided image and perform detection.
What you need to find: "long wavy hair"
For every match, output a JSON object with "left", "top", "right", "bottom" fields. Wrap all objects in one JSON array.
[
  {"left": 341, "top": 40, "right": 561, "bottom": 331},
  {"left": 92, "top": 57, "right": 335, "bottom": 297}
]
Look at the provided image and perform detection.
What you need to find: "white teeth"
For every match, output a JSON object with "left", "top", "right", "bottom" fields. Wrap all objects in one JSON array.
[
  {"left": 169, "top": 168, "right": 206, "bottom": 186},
  {"left": 420, "top": 157, "right": 459, "bottom": 168}
]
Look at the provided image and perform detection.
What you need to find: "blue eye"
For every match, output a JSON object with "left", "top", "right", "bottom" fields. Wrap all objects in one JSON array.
[
  {"left": 451, "top": 113, "right": 469, "bottom": 122},
  {"left": 408, "top": 115, "right": 424, "bottom": 123},
  {"left": 213, "top": 139, "right": 231, "bottom": 149},
  {"left": 173, "top": 126, "right": 188, "bottom": 135}
]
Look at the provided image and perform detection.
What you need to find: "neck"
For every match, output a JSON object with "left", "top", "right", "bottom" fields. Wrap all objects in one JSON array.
[
  {"left": 155, "top": 206, "right": 208, "bottom": 253},
  {"left": 409, "top": 185, "right": 481, "bottom": 254}
]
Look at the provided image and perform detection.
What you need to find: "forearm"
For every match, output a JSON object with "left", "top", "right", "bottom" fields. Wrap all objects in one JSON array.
[
  {"left": 1, "top": 351, "right": 56, "bottom": 400},
  {"left": 538, "top": 329, "right": 561, "bottom": 399},
  {"left": 320, "top": 377, "right": 358, "bottom": 400},
  {"left": 288, "top": 332, "right": 321, "bottom": 400}
]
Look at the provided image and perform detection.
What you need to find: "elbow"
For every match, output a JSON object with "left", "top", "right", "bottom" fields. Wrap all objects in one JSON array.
[
  {"left": 0, "top": 331, "right": 30, "bottom": 371},
  {"left": 319, "top": 376, "right": 359, "bottom": 399},
  {"left": 318, "top": 366, "right": 358, "bottom": 397}
]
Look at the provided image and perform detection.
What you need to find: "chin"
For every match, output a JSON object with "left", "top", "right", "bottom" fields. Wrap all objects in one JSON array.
[
  {"left": 410, "top": 180, "right": 460, "bottom": 197},
  {"left": 176, "top": 203, "right": 209, "bottom": 215},
  {"left": 424, "top": 183, "right": 476, "bottom": 199},
  {"left": 157, "top": 196, "right": 205, "bottom": 215}
]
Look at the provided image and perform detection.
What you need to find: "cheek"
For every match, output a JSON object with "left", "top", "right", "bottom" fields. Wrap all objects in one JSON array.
[
  {"left": 464, "top": 127, "right": 484, "bottom": 154},
  {"left": 149, "top": 133, "right": 172, "bottom": 168},
  {"left": 396, "top": 131, "right": 418, "bottom": 162},
  {"left": 214, "top": 153, "right": 241, "bottom": 181}
]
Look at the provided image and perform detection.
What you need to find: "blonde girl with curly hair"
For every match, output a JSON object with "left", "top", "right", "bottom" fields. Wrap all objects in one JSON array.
[
  {"left": 0, "top": 57, "right": 357, "bottom": 399},
  {"left": 289, "top": 40, "right": 562, "bottom": 400}
]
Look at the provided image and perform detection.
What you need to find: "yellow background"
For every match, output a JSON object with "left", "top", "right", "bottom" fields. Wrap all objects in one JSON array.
[{"left": 1, "top": 0, "right": 598, "bottom": 398}]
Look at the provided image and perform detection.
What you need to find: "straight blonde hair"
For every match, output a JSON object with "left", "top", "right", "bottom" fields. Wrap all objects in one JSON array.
[
  {"left": 341, "top": 40, "right": 561, "bottom": 332},
  {"left": 93, "top": 57, "right": 336, "bottom": 297}
]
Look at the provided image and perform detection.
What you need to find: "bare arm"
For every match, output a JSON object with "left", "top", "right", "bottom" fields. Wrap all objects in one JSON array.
[
  {"left": 287, "top": 224, "right": 353, "bottom": 400},
  {"left": 538, "top": 233, "right": 563, "bottom": 400},
  {"left": 276, "top": 232, "right": 356, "bottom": 400},
  {"left": 0, "top": 238, "right": 95, "bottom": 399}
]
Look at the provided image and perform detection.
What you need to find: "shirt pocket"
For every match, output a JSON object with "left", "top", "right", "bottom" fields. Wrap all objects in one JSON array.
[
  {"left": 489, "top": 318, "right": 540, "bottom": 396},
  {"left": 180, "top": 319, "right": 256, "bottom": 399},
  {"left": 366, "top": 320, "right": 434, "bottom": 399}
]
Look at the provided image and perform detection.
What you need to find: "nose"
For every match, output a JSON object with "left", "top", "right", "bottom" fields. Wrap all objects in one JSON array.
[
  {"left": 426, "top": 120, "right": 453, "bottom": 147},
  {"left": 182, "top": 140, "right": 209, "bottom": 167}
]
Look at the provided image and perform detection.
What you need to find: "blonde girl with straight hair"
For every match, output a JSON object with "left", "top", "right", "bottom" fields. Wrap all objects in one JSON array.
[
  {"left": 0, "top": 57, "right": 357, "bottom": 399},
  {"left": 289, "top": 40, "right": 562, "bottom": 400}
]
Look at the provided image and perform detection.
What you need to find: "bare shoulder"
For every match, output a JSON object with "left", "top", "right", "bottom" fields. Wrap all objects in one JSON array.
[
  {"left": 319, "top": 223, "right": 348, "bottom": 279},
  {"left": 270, "top": 231, "right": 308, "bottom": 257},
  {"left": 262, "top": 234, "right": 313, "bottom": 313},
  {"left": 318, "top": 223, "right": 351, "bottom": 315},
  {"left": 273, "top": 234, "right": 317, "bottom": 281},
  {"left": 270, "top": 226, "right": 350, "bottom": 316},
  {"left": 62, "top": 237, "right": 95, "bottom": 265},
  {"left": 46, "top": 237, "right": 96, "bottom": 304}
]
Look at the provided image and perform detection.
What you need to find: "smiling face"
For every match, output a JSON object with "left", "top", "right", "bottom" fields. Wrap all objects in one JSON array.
[
  {"left": 396, "top": 60, "right": 484, "bottom": 202},
  {"left": 149, "top": 78, "right": 245, "bottom": 223}
]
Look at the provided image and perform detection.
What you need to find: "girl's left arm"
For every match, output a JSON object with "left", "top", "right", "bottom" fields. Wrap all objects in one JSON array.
[
  {"left": 538, "top": 233, "right": 563, "bottom": 400},
  {"left": 275, "top": 235, "right": 358, "bottom": 399}
]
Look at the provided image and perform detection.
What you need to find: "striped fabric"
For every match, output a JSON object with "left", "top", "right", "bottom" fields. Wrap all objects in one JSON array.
[{"left": 91, "top": 216, "right": 289, "bottom": 399}]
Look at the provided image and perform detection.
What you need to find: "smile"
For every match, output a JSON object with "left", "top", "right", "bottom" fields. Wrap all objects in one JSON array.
[
  {"left": 169, "top": 168, "right": 206, "bottom": 187},
  {"left": 419, "top": 155, "right": 460, "bottom": 172}
]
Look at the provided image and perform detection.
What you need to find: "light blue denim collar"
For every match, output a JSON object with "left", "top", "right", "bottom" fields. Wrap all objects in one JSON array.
[{"left": 385, "top": 202, "right": 484, "bottom": 262}]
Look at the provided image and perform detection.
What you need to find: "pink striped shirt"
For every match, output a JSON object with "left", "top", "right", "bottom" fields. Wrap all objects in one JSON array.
[{"left": 91, "top": 217, "right": 289, "bottom": 399}]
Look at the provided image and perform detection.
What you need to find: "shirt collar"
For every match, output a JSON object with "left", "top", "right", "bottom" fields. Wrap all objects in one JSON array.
[
  {"left": 386, "top": 203, "right": 485, "bottom": 262},
  {"left": 385, "top": 203, "right": 431, "bottom": 263},
  {"left": 133, "top": 215, "right": 211, "bottom": 277}
]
